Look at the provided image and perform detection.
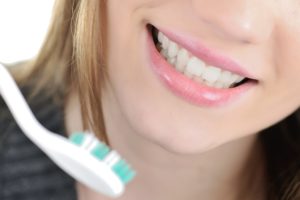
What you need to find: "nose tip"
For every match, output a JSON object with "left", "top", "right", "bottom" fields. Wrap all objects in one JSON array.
[
  {"left": 217, "top": 12, "right": 274, "bottom": 44},
  {"left": 192, "top": 0, "right": 275, "bottom": 44}
]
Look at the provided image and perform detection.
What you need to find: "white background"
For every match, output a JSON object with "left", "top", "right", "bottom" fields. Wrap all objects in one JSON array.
[{"left": 0, "top": 0, "right": 55, "bottom": 64}]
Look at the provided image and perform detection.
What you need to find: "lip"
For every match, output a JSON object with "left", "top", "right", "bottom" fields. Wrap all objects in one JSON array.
[
  {"left": 156, "top": 26, "right": 256, "bottom": 79},
  {"left": 145, "top": 25, "right": 257, "bottom": 107}
]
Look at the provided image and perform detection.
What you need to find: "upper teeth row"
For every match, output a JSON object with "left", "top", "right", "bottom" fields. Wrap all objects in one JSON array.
[{"left": 157, "top": 31, "right": 245, "bottom": 89}]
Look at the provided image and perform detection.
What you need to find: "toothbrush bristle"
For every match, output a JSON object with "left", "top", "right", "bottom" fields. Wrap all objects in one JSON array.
[
  {"left": 91, "top": 142, "right": 110, "bottom": 160},
  {"left": 70, "top": 132, "right": 85, "bottom": 145},
  {"left": 69, "top": 132, "right": 136, "bottom": 185},
  {"left": 112, "top": 159, "right": 136, "bottom": 184}
]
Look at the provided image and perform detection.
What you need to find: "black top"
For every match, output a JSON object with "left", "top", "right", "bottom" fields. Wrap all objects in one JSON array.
[{"left": 0, "top": 87, "right": 77, "bottom": 200}]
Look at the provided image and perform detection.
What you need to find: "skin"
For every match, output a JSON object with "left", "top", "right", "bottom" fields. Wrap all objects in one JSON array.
[{"left": 66, "top": 0, "right": 300, "bottom": 199}]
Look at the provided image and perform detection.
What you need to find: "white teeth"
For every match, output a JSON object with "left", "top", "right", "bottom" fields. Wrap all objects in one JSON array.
[
  {"left": 205, "top": 80, "right": 214, "bottom": 87},
  {"left": 194, "top": 76, "right": 204, "bottom": 84},
  {"left": 167, "top": 57, "right": 176, "bottom": 65},
  {"left": 219, "top": 71, "right": 232, "bottom": 83},
  {"left": 214, "top": 81, "right": 224, "bottom": 89},
  {"left": 202, "top": 66, "right": 222, "bottom": 84},
  {"left": 228, "top": 74, "right": 240, "bottom": 85},
  {"left": 162, "top": 35, "right": 170, "bottom": 49},
  {"left": 186, "top": 57, "right": 206, "bottom": 77},
  {"left": 157, "top": 31, "right": 246, "bottom": 89},
  {"left": 236, "top": 76, "right": 244, "bottom": 83},
  {"left": 160, "top": 49, "right": 168, "bottom": 58},
  {"left": 175, "top": 49, "right": 189, "bottom": 72},
  {"left": 183, "top": 69, "right": 193, "bottom": 78},
  {"left": 168, "top": 42, "right": 179, "bottom": 58},
  {"left": 158, "top": 31, "right": 164, "bottom": 43}
]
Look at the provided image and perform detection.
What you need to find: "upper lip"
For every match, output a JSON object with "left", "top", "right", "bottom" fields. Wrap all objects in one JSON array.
[{"left": 153, "top": 25, "right": 256, "bottom": 80}]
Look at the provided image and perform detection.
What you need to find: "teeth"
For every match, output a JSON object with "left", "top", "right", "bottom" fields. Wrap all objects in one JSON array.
[
  {"left": 158, "top": 31, "right": 164, "bottom": 43},
  {"left": 156, "top": 31, "right": 246, "bottom": 89},
  {"left": 160, "top": 49, "right": 168, "bottom": 58},
  {"left": 184, "top": 69, "right": 193, "bottom": 78},
  {"left": 202, "top": 66, "right": 222, "bottom": 84},
  {"left": 236, "top": 76, "right": 244, "bottom": 83},
  {"left": 219, "top": 71, "right": 232, "bottom": 83},
  {"left": 214, "top": 81, "right": 224, "bottom": 89},
  {"left": 233, "top": 74, "right": 244, "bottom": 83},
  {"left": 168, "top": 41, "right": 179, "bottom": 58},
  {"left": 167, "top": 57, "right": 176, "bottom": 65},
  {"left": 175, "top": 49, "right": 189, "bottom": 72},
  {"left": 161, "top": 34, "right": 170, "bottom": 49},
  {"left": 186, "top": 57, "right": 206, "bottom": 77}
]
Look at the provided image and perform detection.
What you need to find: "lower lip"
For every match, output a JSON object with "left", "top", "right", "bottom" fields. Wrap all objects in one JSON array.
[{"left": 146, "top": 27, "right": 256, "bottom": 107}]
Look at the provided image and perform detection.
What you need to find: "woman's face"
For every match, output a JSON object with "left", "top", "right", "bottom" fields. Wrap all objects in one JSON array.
[{"left": 104, "top": 0, "right": 300, "bottom": 153}]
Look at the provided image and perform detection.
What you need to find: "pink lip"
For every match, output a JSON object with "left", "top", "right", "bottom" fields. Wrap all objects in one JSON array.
[
  {"left": 146, "top": 26, "right": 257, "bottom": 107},
  {"left": 158, "top": 27, "right": 256, "bottom": 79}
]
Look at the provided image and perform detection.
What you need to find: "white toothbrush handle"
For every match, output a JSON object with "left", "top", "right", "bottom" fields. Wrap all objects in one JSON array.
[{"left": 0, "top": 64, "right": 56, "bottom": 145}]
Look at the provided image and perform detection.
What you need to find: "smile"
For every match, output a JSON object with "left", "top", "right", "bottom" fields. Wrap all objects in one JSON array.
[
  {"left": 157, "top": 31, "right": 245, "bottom": 89},
  {"left": 146, "top": 25, "right": 258, "bottom": 106}
]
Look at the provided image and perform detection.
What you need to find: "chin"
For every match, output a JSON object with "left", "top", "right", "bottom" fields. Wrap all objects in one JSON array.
[{"left": 158, "top": 138, "right": 220, "bottom": 155}]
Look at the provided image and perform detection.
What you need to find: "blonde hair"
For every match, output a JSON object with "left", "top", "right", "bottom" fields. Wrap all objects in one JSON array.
[{"left": 20, "top": 0, "right": 108, "bottom": 142}]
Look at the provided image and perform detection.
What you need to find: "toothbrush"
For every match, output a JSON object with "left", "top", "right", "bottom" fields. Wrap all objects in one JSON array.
[{"left": 0, "top": 64, "right": 135, "bottom": 198}]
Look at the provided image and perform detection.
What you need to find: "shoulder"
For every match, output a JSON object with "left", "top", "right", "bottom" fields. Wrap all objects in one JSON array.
[{"left": 0, "top": 79, "right": 76, "bottom": 200}]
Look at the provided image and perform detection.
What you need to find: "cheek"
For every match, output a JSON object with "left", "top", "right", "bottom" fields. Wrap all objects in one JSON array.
[
  {"left": 276, "top": 4, "right": 300, "bottom": 100},
  {"left": 268, "top": 22, "right": 300, "bottom": 109}
]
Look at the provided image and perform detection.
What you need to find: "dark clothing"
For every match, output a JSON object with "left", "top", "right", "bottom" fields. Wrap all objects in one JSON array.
[{"left": 0, "top": 88, "right": 77, "bottom": 200}]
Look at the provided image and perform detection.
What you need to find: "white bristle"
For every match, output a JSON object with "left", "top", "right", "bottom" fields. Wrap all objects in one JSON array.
[
  {"left": 86, "top": 139, "right": 99, "bottom": 152},
  {"left": 81, "top": 134, "right": 94, "bottom": 149},
  {"left": 103, "top": 151, "right": 121, "bottom": 167}
]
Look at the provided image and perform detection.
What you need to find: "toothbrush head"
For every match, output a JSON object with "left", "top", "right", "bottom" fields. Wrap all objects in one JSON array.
[{"left": 69, "top": 132, "right": 136, "bottom": 195}]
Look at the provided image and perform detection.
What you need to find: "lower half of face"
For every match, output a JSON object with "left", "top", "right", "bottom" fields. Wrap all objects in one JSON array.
[{"left": 104, "top": 0, "right": 300, "bottom": 154}]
